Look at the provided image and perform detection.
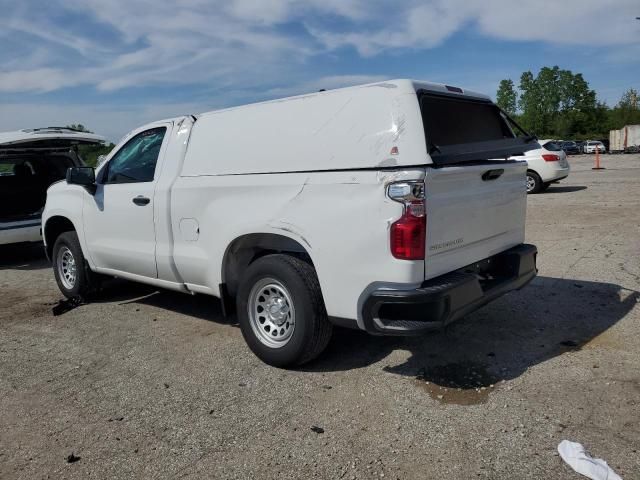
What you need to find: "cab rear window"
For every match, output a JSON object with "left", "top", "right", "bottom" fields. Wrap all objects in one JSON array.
[
  {"left": 420, "top": 94, "right": 513, "bottom": 147},
  {"left": 417, "top": 91, "right": 536, "bottom": 165}
]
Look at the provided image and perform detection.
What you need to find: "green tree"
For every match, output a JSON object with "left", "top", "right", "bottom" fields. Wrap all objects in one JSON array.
[
  {"left": 503, "top": 67, "right": 637, "bottom": 138},
  {"left": 516, "top": 66, "right": 599, "bottom": 137},
  {"left": 65, "top": 124, "right": 114, "bottom": 166},
  {"left": 535, "top": 66, "right": 562, "bottom": 134},
  {"left": 496, "top": 79, "right": 517, "bottom": 115},
  {"left": 609, "top": 88, "right": 640, "bottom": 129},
  {"left": 77, "top": 142, "right": 115, "bottom": 167},
  {"left": 518, "top": 71, "right": 542, "bottom": 134},
  {"left": 617, "top": 88, "right": 639, "bottom": 109}
]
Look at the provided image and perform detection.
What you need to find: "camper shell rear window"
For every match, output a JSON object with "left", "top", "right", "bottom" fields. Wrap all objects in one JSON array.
[{"left": 417, "top": 90, "right": 536, "bottom": 165}]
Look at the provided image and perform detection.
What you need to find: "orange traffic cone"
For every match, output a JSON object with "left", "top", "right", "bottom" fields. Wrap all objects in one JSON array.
[{"left": 592, "top": 145, "right": 605, "bottom": 170}]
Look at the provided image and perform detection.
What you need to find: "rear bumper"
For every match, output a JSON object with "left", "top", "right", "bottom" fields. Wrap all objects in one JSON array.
[
  {"left": 541, "top": 166, "right": 570, "bottom": 183},
  {"left": 361, "top": 244, "right": 537, "bottom": 335}
]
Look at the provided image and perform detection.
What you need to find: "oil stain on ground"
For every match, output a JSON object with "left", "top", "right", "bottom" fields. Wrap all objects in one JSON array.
[{"left": 414, "top": 361, "right": 500, "bottom": 405}]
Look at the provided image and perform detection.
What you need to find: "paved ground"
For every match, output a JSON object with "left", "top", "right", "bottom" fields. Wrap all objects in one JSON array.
[{"left": 1, "top": 154, "right": 639, "bottom": 479}]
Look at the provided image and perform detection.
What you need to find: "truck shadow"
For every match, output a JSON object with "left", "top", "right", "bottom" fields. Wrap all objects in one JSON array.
[
  {"left": 85, "top": 274, "right": 636, "bottom": 406},
  {"left": 93, "top": 278, "right": 231, "bottom": 324},
  {"left": 307, "top": 276, "right": 638, "bottom": 404},
  {"left": 0, "top": 242, "right": 49, "bottom": 271},
  {"left": 545, "top": 185, "right": 587, "bottom": 193}
]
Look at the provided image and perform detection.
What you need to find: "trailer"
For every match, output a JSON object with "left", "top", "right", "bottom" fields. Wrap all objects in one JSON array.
[
  {"left": 624, "top": 125, "right": 640, "bottom": 153},
  {"left": 609, "top": 129, "right": 624, "bottom": 153}
]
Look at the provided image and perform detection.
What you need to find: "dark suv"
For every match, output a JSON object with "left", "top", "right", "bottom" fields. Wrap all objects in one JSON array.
[{"left": 560, "top": 141, "right": 580, "bottom": 155}]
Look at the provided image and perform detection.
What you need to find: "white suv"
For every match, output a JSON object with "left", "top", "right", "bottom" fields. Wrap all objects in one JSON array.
[
  {"left": 583, "top": 141, "right": 606, "bottom": 154},
  {"left": 0, "top": 128, "right": 105, "bottom": 245},
  {"left": 515, "top": 140, "right": 571, "bottom": 194}
]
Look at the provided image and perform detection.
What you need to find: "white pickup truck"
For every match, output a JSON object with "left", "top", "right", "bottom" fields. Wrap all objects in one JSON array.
[{"left": 43, "top": 79, "right": 538, "bottom": 367}]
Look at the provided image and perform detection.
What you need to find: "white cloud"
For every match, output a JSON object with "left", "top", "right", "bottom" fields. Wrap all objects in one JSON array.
[
  {"left": 307, "top": 0, "right": 640, "bottom": 55},
  {"left": 0, "top": 102, "right": 216, "bottom": 144},
  {"left": 0, "top": 0, "right": 638, "bottom": 94},
  {"left": 0, "top": 69, "right": 82, "bottom": 93},
  {"left": 0, "top": 0, "right": 638, "bottom": 139}
]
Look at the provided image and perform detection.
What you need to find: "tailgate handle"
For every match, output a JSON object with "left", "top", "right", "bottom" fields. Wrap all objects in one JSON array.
[{"left": 482, "top": 169, "right": 504, "bottom": 181}]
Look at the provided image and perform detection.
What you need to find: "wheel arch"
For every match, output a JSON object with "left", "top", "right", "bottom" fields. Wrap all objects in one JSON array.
[
  {"left": 44, "top": 216, "right": 77, "bottom": 260},
  {"left": 221, "top": 233, "right": 313, "bottom": 298}
]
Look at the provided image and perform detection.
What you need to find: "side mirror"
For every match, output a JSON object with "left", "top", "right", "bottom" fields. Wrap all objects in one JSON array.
[{"left": 66, "top": 166, "right": 96, "bottom": 194}]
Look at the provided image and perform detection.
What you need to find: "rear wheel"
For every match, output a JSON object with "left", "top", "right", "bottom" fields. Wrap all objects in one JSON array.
[
  {"left": 52, "top": 231, "right": 99, "bottom": 300},
  {"left": 540, "top": 182, "right": 551, "bottom": 192},
  {"left": 236, "top": 254, "right": 332, "bottom": 367},
  {"left": 526, "top": 171, "right": 543, "bottom": 194}
]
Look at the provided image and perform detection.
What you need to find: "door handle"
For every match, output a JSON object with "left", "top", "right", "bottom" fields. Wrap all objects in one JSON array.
[
  {"left": 482, "top": 169, "right": 504, "bottom": 181},
  {"left": 132, "top": 195, "right": 150, "bottom": 206}
]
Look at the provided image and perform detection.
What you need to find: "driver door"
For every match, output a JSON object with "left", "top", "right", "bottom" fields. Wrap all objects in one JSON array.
[{"left": 83, "top": 124, "right": 171, "bottom": 278}]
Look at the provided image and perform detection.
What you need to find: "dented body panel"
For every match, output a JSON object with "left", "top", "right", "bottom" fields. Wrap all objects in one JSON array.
[{"left": 170, "top": 168, "right": 424, "bottom": 320}]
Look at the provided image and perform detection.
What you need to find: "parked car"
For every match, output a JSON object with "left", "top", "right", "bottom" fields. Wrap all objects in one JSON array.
[
  {"left": 43, "top": 79, "right": 537, "bottom": 367},
  {"left": 598, "top": 139, "right": 610, "bottom": 152},
  {"left": 575, "top": 141, "right": 586, "bottom": 153},
  {"left": 513, "top": 139, "right": 571, "bottom": 194},
  {"left": 0, "top": 128, "right": 105, "bottom": 246},
  {"left": 560, "top": 141, "right": 580, "bottom": 155},
  {"left": 583, "top": 141, "right": 606, "bottom": 154}
]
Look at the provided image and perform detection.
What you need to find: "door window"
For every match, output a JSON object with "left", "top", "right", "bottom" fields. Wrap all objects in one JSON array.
[{"left": 103, "top": 127, "right": 166, "bottom": 184}]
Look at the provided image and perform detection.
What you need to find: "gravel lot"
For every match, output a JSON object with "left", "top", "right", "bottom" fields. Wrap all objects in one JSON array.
[{"left": 1, "top": 154, "right": 639, "bottom": 479}]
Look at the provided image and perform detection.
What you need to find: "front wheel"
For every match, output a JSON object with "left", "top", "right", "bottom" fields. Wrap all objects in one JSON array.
[
  {"left": 52, "top": 231, "right": 99, "bottom": 300},
  {"left": 236, "top": 254, "right": 332, "bottom": 367}
]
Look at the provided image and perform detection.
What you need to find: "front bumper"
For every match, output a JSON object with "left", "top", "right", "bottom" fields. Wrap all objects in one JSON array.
[{"left": 361, "top": 244, "right": 537, "bottom": 335}]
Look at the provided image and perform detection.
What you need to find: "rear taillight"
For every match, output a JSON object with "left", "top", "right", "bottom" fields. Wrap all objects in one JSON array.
[
  {"left": 542, "top": 154, "right": 559, "bottom": 162},
  {"left": 387, "top": 181, "right": 426, "bottom": 260},
  {"left": 391, "top": 202, "right": 426, "bottom": 260}
]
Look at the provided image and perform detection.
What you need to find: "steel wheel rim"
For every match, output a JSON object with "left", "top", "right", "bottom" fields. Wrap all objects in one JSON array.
[
  {"left": 248, "top": 278, "right": 295, "bottom": 348},
  {"left": 57, "top": 246, "right": 77, "bottom": 290},
  {"left": 526, "top": 175, "right": 535, "bottom": 192}
]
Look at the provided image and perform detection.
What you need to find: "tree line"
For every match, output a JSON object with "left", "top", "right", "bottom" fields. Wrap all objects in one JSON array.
[{"left": 496, "top": 67, "right": 640, "bottom": 140}]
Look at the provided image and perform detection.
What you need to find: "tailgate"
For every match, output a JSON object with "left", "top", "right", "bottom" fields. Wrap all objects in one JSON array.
[
  {"left": 424, "top": 161, "right": 527, "bottom": 280},
  {"left": 415, "top": 88, "right": 534, "bottom": 280}
]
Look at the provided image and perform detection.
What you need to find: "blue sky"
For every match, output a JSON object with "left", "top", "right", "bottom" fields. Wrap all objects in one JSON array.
[{"left": 1, "top": 0, "right": 639, "bottom": 142}]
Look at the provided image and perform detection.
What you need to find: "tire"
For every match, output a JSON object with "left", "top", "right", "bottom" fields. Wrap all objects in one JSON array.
[
  {"left": 540, "top": 182, "right": 551, "bottom": 192},
  {"left": 236, "top": 254, "right": 332, "bottom": 367},
  {"left": 526, "top": 171, "right": 543, "bottom": 194},
  {"left": 52, "top": 231, "right": 99, "bottom": 300}
]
